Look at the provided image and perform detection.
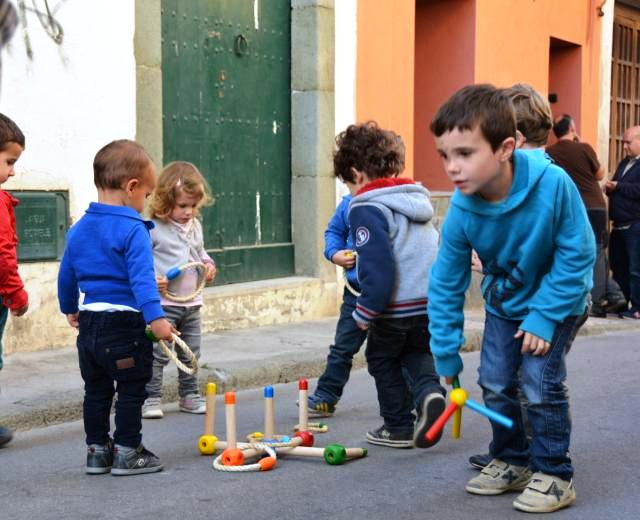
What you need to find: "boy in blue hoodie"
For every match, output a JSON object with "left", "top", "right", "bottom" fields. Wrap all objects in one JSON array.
[
  {"left": 428, "top": 84, "right": 594, "bottom": 513},
  {"left": 305, "top": 192, "right": 368, "bottom": 417},
  {"left": 336, "top": 122, "right": 445, "bottom": 448},
  {"left": 58, "top": 140, "right": 175, "bottom": 476}
]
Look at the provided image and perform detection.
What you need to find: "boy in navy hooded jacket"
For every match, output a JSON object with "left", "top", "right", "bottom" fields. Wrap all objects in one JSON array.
[
  {"left": 429, "top": 84, "right": 594, "bottom": 513},
  {"left": 335, "top": 122, "right": 445, "bottom": 449}
]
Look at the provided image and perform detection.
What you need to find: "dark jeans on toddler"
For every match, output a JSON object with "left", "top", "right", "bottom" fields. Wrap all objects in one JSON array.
[
  {"left": 479, "top": 312, "right": 580, "bottom": 481},
  {"left": 146, "top": 305, "right": 202, "bottom": 399},
  {"left": 366, "top": 314, "right": 444, "bottom": 433},
  {"left": 77, "top": 311, "right": 153, "bottom": 448},
  {"left": 313, "top": 288, "right": 368, "bottom": 404}
]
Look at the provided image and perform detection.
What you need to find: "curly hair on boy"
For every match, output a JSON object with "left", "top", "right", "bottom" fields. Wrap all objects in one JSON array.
[{"left": 333, "top": 121, "right": 405, "bottom": 182}]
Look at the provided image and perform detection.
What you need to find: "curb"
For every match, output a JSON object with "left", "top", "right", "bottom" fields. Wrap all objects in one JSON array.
[{"left": 1, "top": 321, "right": 634, "bottom": 432}]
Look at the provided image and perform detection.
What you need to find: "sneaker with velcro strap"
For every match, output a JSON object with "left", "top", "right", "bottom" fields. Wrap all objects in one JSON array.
[
  {"left": 465, "top": 459, "right": 532, "bottom": 495},
  {"left": 513, "top": 472, "right": 576, "bottom": 513},
  {"left": 179, "top": 393, "right": 206, "bottom": 414},
  {"left": 111, "top": 444, "right": 163, "bottom": 476}
]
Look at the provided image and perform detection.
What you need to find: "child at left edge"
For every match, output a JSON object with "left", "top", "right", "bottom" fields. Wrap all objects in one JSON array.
[
  {"left": 142, "top": 161, "right": 216, "bottom": 419},
  {"left": 0, "top": 113, "right": 30, "bottom": 448}
]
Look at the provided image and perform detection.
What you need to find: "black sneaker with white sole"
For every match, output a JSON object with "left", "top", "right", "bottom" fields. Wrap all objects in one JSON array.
[
  {"left": 366, "top": 425, "right": 413, "bottom": 448},
  {"left": 111, "top": 444, "right": 163, "bottom": 476},
  {"left": 86, "top": 439, "right": 113, "bottom": 474},
  {"left": 413, "top": 392, "right": 446, "bottom": 448}
]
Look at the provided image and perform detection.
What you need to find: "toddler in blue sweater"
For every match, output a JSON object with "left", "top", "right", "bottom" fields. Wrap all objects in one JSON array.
[{"left": 58, "top": 140, "right": 175, "bottom": 476}]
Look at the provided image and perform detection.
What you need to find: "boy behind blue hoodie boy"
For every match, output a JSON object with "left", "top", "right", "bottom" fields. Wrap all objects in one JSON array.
[
  {"left": 428, "top": 84, "right": 594, "bottom": 513},
  {"left": 336, "top": 122, "right": 446, "bottom": 448}
]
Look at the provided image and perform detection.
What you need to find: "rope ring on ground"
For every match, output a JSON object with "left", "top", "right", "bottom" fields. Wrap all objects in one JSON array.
[
  {"left": 163, "top": 261, "right": 208, "bottom": 303},
  {"left": 158, "top": 333, "right": 199, "bottom": 375},
  {"left": 212, "top": 446, "right": 277, "bottom": 472}
]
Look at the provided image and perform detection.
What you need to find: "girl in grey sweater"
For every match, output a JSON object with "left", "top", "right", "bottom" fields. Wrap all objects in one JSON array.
[{"left": 142, "top": 162, "right": 216, "bottom": 418}]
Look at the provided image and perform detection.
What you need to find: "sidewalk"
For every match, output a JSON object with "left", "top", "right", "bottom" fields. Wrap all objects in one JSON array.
[{"left": 1, "top": 310, "right": 637, "bottom": 431}]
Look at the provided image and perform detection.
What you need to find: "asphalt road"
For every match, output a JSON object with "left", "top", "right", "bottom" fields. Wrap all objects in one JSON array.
[{"left": 0, "top": 331, "right": 638, "bottom": 520}]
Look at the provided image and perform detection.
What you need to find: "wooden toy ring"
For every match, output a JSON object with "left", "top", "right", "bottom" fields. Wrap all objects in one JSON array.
[
  {"left": 163, "top": 261, "right": 208, "bottom": 303},
  {"left": 213, "top": 445, "right": 277, "bottom": 472},
  {"left": 158, "top": 333, "right": 199, "bottom": 375}
]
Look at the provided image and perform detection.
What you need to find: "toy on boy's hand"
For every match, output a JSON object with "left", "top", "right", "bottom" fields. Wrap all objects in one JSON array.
[
  {"left": 425, "top": 376, "right": 513, "bottom": 443},
  {"left": 145, "top": 324, "right": 198, "bottom": 375}
]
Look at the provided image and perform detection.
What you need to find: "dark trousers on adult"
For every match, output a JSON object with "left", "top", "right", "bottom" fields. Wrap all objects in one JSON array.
[
  {"left": 610, "top": 222, "right": 640, "bottom": 312},
  {"left": 365, "top": 314, "right": 444, "bottom": 433},
  {"left": 587, "top": 208, "right": 625, "bottom": 306},
  {"left": 313, "top": 288, "right": 368, "bottom": 404},
  {"left": 77, "top": 311, "right": 153, "bottom": 448}
]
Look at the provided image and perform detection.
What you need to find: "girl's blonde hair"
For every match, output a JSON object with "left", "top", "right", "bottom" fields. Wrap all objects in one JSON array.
[
  {"left": 504, "top": 83, "right": 553, "bottom": 147},
  {"left": 148, "top": 161, "right": 214, "bottom": 220}
]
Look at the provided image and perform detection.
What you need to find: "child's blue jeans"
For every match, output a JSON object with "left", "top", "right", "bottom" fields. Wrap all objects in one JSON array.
[
  {"left": 479, "top": 312, "right": 579, "bottom": 481},
  {"left": 77, "top": 311, "right": 153, "bottom": 448},
  {"left": 313, "top": 288, "right": 368, "bottom": 405}
]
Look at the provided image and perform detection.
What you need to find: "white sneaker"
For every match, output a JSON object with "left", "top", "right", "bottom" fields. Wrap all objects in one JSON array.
[
  {"left": 179, "top": 393, "right": 206, "bottom": 414},
  {"left": 142, "top": 397, "right": 163, "bottom": 419},
  {"left": 513, "top": 472, "right": 576, "bottom": 513},
  {"left": 465, "top": 459, "right": 532, "bottom": 495}
]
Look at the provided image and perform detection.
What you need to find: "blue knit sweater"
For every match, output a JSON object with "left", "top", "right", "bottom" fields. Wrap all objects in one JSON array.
[{"left": 57, "top": 203, "right": 164, "bottom": 323}]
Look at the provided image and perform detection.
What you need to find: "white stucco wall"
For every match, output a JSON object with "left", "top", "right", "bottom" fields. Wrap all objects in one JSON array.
[
  {"left": 1, "top": 0, "right": 136, "bottom": 219},
  {"left": 0, "top": 1, "right": 137, "bottom": 353},
  {"left": 334, "top": 0, "right": 356, "bottom": 202},
  {"left": 597, "top": 0, "right": 614, "bottom": 172}
]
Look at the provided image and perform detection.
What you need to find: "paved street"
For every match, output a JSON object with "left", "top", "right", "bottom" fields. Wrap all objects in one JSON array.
[{"left": 0, "top": 330, "right": 638, "bottom": 520}]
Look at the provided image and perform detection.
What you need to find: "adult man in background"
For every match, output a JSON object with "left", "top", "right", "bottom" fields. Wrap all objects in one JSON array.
[
  {"left": 546, "top": 114, "right": 627, "bottom": 317},
  {"left": 605, "top": 125, "right": 640, "bottom": 319}
]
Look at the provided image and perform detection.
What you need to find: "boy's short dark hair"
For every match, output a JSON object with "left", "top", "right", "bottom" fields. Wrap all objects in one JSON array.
[
  {"left": 93, "top": 140, "right": 153, "bottom": 190},
  {"left": 333, "top": 121, "right": 405, "bottom": 182},
  {"left": 430, "top": 84, "right": 516, "bottom": 151},
  {"left": 553, "top": 114, "right": 573, "bottom": 139},
  {"left": 504, "top": 83, "right": 553, "bottom": 146},
  {"left": 0, "top": 113, "right": 25, "bottom": 151}
]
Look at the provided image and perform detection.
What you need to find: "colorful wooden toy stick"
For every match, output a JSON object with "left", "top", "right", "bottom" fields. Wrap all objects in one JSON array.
[
  {"left": 264, "top": 386, "right": 275, "bottom": 439},
  {"left": 221, "top": 391, "right": 246, "bottom": 466},
  {"left": 465, "top": 398, "right": 514, "bottom": 429},
  {"left": 425, "top": 402, "right": 458, "bottom": 443},
  {"left": 298, "top": 379, "right": 308, "bottom": 432},
  {"left": 198, "top": 382, "right": 219, "bottom": 455},
  {"left": 225, "top": 391, "right": 237, "bottom": 449},
  {"left": 451, "top": 376, "right": 462, "bottom": 438},
  {"left": 425, "top": 384, "right": 513, "bottom": 443}
]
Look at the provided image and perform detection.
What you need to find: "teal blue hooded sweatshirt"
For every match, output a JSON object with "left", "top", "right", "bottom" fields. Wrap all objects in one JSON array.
[{"left": 428, "top": 149, "right": 595, "bottom": 378}]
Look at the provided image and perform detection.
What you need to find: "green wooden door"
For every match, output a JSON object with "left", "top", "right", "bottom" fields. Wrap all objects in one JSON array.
[{"left": 161, "top": 0, "right": 293, "bottom": 285}]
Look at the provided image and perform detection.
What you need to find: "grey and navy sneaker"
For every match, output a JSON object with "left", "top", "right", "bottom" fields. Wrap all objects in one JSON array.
[
  {"left": 86, "top": 439, "right": 113, "bottom": 474},
  {"left": 0, "top": 425, "right": 14, "bottom": 448},
  {"left": 413, "top": 392, "right": 446, "bottom": 448},
  {"left": 466, "top": 459, "right": 532, "bottom": 495},
  {"left": 366, "top": 425, "right": 413, "bottom": 448},
  {"left": 513, "top": 472, "right": 576, "bottom": 513},
  {"left": 111, "top": 444, "right": 163, "bottom": 476}
]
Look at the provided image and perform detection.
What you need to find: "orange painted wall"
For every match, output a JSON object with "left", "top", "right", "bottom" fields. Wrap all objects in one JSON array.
[
  {"left": 356, "top": 0, "right": 604, "bottom": 190},
  {"left": 474, "top": 0, "right": 602, "bottom": 145},
  {"left": 356, "top": 0, "right": 416, "bottom": 178},
  {"left": 414, "top": 0, "right": 475, "bottom": 191}
]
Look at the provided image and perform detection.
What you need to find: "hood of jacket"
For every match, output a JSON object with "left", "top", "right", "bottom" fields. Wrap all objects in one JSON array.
[{"left": 351, "top": 177, "right": 433, "bottom": 222}]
